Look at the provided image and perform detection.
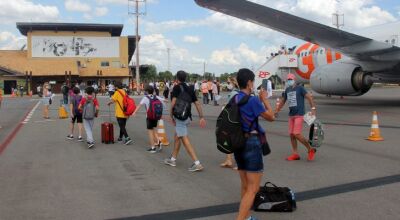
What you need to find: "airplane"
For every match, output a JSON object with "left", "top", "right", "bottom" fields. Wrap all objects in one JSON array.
[{"left": 194, "top": 0, "right": 400, "bottom": 96}]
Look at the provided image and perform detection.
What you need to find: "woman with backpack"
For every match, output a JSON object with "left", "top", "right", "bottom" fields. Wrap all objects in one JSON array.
[
  {"left": 132, "top": 85, "right": 167, "bottom": 153},
  {"left": 78, "top": 87, "right": 99, "bottom": 149},
  {"left": 234, "top": 69, "right": 275, "bottom": 220}
]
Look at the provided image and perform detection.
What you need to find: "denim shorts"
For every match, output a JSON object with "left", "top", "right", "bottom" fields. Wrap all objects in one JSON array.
[
  {"left": 234, "top": 136, "right": 264, "bottom": 173},
  {"left": 174, "top": 118, "right": 190, "bottom": 137}
]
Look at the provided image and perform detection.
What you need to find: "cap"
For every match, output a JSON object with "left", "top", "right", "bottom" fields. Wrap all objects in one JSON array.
[{"left": 287, "top": 73, "right": 296, "bottom": 80}]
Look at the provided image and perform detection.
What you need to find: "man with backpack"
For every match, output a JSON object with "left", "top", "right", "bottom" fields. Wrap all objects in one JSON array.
[
  {"left": 78, "top": 86, "right": 99, "bottom": 149},
  {"left": 67, "top": 87, "right": 83, "bottom": 142},
  {"left": 107, "top": 82, "right": 133, "bottom": 145},
  {"left": 164, "top": 71, "right": 206, "bottom": 172},
  {"left": 275, "top": 73, "right": 317, "bottom": 161},
  {"left": 132, "top": 85, "right": 166, "bottom": 153}
]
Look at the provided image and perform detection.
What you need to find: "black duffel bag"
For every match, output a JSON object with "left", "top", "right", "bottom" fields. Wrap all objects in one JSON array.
[{"left": 253, "top": 182, "right": 297, "bottom": 212}]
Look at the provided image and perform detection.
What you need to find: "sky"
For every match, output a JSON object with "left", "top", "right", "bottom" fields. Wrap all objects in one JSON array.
[{"left": 0, "top": 0, "right": 399, "bottom": 75}]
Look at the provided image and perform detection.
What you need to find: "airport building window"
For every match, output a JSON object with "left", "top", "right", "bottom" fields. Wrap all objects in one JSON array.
[
  {"left": 111, "top": 61, "right": 120, "bottom": 68},
  {"left": 101, "top": 61, "right": 110, "bottom": 67}
]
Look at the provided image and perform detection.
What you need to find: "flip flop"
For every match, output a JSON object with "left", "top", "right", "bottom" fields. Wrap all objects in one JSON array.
[{"left": 220, "top": 163, "right": 234, "bottom": 168}]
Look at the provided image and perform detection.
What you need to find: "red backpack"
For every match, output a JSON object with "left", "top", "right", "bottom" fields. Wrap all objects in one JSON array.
[{"left": 117, "top": 90, "right": 136, "bottom": 116}]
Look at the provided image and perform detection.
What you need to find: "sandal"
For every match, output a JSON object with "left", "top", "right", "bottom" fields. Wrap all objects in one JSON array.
[{"left": 220, "top": 162, "right": 234, "bottom": 168}]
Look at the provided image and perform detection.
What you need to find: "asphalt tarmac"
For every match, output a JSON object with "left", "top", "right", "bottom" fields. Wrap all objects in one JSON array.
[{"left": 0, "top": 86, "right": 399, "bottom": 220}]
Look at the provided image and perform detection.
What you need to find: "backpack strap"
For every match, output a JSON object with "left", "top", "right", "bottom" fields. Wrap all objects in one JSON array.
[{"left": 115, "top": 89, "right": 125, "bottom": 111}]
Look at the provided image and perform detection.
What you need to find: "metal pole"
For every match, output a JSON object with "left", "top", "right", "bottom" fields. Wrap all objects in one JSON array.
[{"left": 135, "top": 0, "right": 140, "bottom": 93}]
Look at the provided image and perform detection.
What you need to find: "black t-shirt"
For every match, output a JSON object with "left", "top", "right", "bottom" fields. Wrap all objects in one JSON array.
[{"left": 171, "top": 83, "right": 197, "bottom": 103}]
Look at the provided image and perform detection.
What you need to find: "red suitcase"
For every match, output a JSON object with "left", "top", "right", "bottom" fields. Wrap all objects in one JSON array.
[
  {"left": 102, "top": 106, "right": 114, "bottom": 144},
  {"left": 101, "top": 122, "right": 114, "bottom": 144}
]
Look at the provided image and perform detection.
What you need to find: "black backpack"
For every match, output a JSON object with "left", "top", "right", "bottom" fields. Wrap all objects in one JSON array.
[
  {"left": 216, "top": 94, "right": 251, "bottom": 154},
  {"left": 172, "top": 85, "right": 192, "bottom": 120}
]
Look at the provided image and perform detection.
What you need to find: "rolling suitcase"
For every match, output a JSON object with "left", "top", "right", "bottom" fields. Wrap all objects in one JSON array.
[{"left": 101, "top": 107, "right": 114, "bottom": 144}]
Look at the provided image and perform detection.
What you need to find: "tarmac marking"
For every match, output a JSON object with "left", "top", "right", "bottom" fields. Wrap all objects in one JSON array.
[
  {"left": 110, "top": 174, "right": 400, "bottom": 220},
  {"left": 21, "top": 102, "right": 40, "bottom": 124},
  {"left": 0, "top": 101, "right": 39, "bottom": 155}
]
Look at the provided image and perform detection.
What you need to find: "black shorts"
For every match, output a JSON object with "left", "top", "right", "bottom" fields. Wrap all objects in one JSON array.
[
  {"left": 146, "top": 118, "right": 158, "bottom": 130},
  {"left": 71, "top": 115, "right": 83, "bottom": 123}
]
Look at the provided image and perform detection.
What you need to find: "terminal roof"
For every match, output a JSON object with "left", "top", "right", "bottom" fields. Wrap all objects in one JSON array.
[{"left": 16, "top": 22, "right": 124, "bottom": 36}]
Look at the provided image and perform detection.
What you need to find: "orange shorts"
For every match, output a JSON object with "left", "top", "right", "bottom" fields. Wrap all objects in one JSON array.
[{"left": 288, "top": 116, "right": 304, "bottom": 135}]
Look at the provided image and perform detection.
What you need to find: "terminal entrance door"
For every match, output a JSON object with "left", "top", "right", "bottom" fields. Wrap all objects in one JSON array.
[{"left": 4, "top": 80, "right": 16, "bottom": 95}]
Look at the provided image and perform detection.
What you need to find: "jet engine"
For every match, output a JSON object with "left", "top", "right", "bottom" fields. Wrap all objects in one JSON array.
[{"left": 310, "top": 63, "right": 373, "bottom": 96}]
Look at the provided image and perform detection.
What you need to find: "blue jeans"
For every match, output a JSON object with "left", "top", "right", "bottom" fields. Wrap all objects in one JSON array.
[{"left": 234, "top": 136, "right": 264, "bottom": 173}]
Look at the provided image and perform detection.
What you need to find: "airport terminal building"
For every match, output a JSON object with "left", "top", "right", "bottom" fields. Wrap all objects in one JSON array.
[{"left": 0, "top": 22, "right": 137, "bottom": 94}]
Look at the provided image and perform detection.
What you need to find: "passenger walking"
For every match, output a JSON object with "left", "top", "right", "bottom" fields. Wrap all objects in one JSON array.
[
  {"left": 194, "top": 80, "right": 200, "bottom": 98},
  {"left": 275, "top": 73, "right": 317, "bottom": 161},
  {"left": 234, "top": 68, "right": 275, "bottom": 220},
  {"left": 107, "top": 82, "right": 133, "bottom": 145},
  {"left": 207, "top": 79, "right": 213, "bottom": 101},
  {"left": 220, "top": 76, "right": 240, "bottom": 169},
  {"left": 201, "top": 80, "right": 209, "bottom": 105},
  {"left": 61, "top": 83, "right": 69, "bottom": 105},
  {"left": 133, "top": 85, "right": 166, "bottom": 153},
  {"left": 67, "top": 87, "right": 83, "bottom": 142},
  {"left": 108, "top": 82, "right": 115, "bottom": 97},
  {"left": 42, "top": 83, "right": 51, "bottom": 119},
  {"left": 164, "top": 71, "right": 206, "bottom": 172},
  {"left": 78, "top": 87, "right": 99, "bottom": 149},
  {"left": 212, "top": 81, "right": 219, "bottom": 106}
]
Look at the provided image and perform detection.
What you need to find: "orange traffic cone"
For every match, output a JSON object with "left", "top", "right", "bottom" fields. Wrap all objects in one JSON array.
[
  {"left": 29, "top": 90, "right": 33, "bottom": 97},
  {"left": 157, "top": 119, "right": 169, "bottom": 146},
  {"left": 11, "top": 91, "right": 15, "bottom": 98},
  {"left": 367, "top": 111, "right": 383, "bottom": 141}
]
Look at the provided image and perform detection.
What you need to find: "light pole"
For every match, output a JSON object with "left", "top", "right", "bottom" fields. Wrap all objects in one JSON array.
[{"left": 129, "top": 0, "right": 146, "bottom": 94}]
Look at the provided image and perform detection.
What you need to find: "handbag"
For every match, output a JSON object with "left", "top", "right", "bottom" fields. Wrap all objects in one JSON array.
[
  {"left": 258, "top": 132, "right": 271, "bottom": 156},
  {"left": 253, "top": 182, "right": 296, "bottom": 212},
  {"left": 49, "top": 97, "right": 52, "bottom": 105}
]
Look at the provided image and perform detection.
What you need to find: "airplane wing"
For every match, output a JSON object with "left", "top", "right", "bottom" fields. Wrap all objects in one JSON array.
[{"left": 195, "top": 0, "right": 400, "bottom": 61}]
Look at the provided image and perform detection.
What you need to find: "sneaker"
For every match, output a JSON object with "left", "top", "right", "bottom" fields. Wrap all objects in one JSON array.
[
  {"left": 87, "top": 142, "right": 95, "bottom": 149},
  {"left": 286, "top": 154, "right": 300, "bottom": 161},
  {"left": 66, "top": 135, "right": 74, "bottom": 140},
  {"left": 147, "top": 147, "right": 157, "bottom": 154},
  {"left": 308, "top": 148, "right": 317, "bottom": 161},
  {"left": 117, "top": 138, "right": 123, "bottom": 143},
  {"left": 77, "top": 136, "right": 83, "bottom": 142},
  {"left": 124, "top": 138, "right": 133, "bottom": 145},
  {"left": 164, "top": 158, "right": 176, "bottom": 167},
  {"left": 188, "top": 163, "right": 204, "bottom": 172}
]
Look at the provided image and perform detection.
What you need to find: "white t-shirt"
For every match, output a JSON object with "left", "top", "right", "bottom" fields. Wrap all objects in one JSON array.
[
  {"left": 194, "top": 82, "right": 200, "bottom": 90},
  {"left": 155, "top": 82, "right": 160, "bottom": 89},
  {"left": 140, "top": 95, "right": 165, "bottom": 112},
  {"left": 108, "top": 84, "right": 115, "bottom": 92}
]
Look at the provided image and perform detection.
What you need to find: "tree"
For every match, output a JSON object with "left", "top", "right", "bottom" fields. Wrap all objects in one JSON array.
[
  {"left": 158, "top": 70, "right": 174, "bottom": 81},
  {"left": 141, "top": 64, "right": 157, "bottom": 82}
]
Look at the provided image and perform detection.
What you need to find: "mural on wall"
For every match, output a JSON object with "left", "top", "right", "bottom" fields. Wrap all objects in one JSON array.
[{"left": 31, "top": 36, "right": 120, "bottom": 58}]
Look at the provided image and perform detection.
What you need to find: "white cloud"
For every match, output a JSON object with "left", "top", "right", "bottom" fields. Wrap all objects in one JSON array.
[
  {"left": 144, "top": 20, "right": 195, "bottom": 33},
  {"left": 97, "top": 0, "right": 158, "bottom": 5},
  {"left": 183, "top": 36, "right": 200, "bottom": 44},
  {"left": 64, "top": 0, "right": 91, "bottom": 13},
  {"left": 0, "top": 0, "right": 59, "bottom": 24},
  {"left": 95, "top": 7, "right": 109, "bottom": 17},
  {"left": 0, "top": 31, "right": 26, "bottom": 50},
  {"left": 210, "top": 49, "right": 240, "bottom": 66}
]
